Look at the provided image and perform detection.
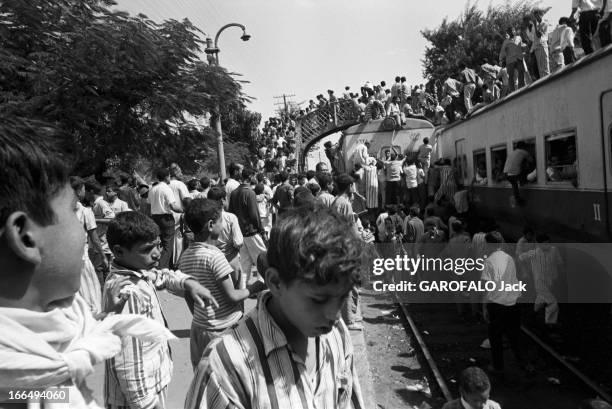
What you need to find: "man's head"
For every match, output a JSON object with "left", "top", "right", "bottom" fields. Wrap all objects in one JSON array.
[
  {"left": 409, "top": 206, "right": 420, "bottom": 217},
  {"left": 187, "top": 178, "right": 200, "bottom": 192},
  {"left": 423, "top": 137, "right": 429, "bottom": 145},
  {"left": 335, "top": 173, "right": 354, "bottom": 193},
  {"left": 459, "top": 367, "right": 491, "bottom": 409},
  {"left": 207, "top": 186, "right": 227, "bottom": 208},
  {"left": 200, "top": 176, "right": 211, "bottom": 191},
  {"left": 401, "top": 76, "right": 406, "bottom": 83},
  {"left": 266, "top": 206, "right": 362, "bottom": 337},
  {"left": 228, "top": 162, "right": 243, "bottom": 179},
  {"left": 84, "top": 181, "right": 104, "bottom": 205},
  {"left": 107, "top": 211, "right": 161, "bottom": 271},
  {"left": 485, "top": 231, "right": 504, "bottom": 251},
  {"left": 241, "top": 168, "right": 255, "bottom": 184},
  {"left": 0, "top": 131, "right": 84, "bottom": 311},
  {"left": 137, "top": 184, "right": 149, "bottom": 199},
  {"left": 105, "top": 185, "right": 118, "bottom": 203},
  {"left": 315, "top": 162, "right": 329, "bottom": 173},
  {"left": 395, "top": 76, "right": 401, "bottom": 82},
  {"left": 169, "top": 162, "right": 183, "bottom": 179},
  {"left": 318, "top": 173, "right": 333, "bottom": 192},
  {"left": 297, "top": 173, "right": 308, "bottom": 186},
  {"left": 156, "top": 168, "right": 170, "bottom": 183},
  {"left": 185, "top": 198, "right": 222, "bottom": 241},
  {"left": 507, "top": 26, "right": 516, "bottom": 37},
  {"left": 306, "top": 170, "right": 316, "bottom": 181}
]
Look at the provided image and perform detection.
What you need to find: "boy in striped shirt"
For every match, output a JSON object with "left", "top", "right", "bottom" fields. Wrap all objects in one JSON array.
[
  {"left": 103, "top": 211, "right": 218, "bottom": 409},
  {"left": 179, "top": 198, "right": 266, "bottom": 368},
  {"left": 185, "top": 205, "right": 365, "bottom": 409}
]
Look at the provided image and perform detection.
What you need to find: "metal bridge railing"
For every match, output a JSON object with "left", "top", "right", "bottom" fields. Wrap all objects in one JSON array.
[{"left": 295, "top": 100, "right": 360, "bottom": 168}]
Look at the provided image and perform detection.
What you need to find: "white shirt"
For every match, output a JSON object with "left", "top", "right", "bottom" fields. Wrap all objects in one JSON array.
[
  {"left": 109, "top": 198, "right": 130, "bottom": 214},
  {"left": 169, "top": 179, "right": 189, "bottom": 211},
  {"left": 225, "top": 178, "right": 240, "bottom": 208},
  {"left": 149, "top": 182, "right": 176, "bottom": 215},
  {"left": 403, "top": 164, "right": 418, "bottom": 188},
  {"left": 481, "top": 250, "right": 521, "bottom": 306}
]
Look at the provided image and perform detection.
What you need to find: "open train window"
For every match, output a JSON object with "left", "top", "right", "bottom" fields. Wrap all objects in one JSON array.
[
  {"left": 473, "top": 150, "right": 487, "bottom": 185},
  {"left": 512, "top": 138, "right": 537, "bottom": 183},
  {"left": 490, "top": 145, "right": 507, "bottom": 183},
  {"left": 545, "top": 130, "right": 577, "bottom": 185}
]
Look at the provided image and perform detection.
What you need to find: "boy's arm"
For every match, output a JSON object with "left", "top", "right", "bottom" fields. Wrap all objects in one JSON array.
[
  {"left": 108, "top": 291, "right": 161, "bottom": 409},
  {"left": 151, "top": 269, "right": 219, "bottom": 309}
]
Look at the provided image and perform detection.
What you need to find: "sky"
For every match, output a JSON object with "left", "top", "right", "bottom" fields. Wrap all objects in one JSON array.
[{"left": 113, "top": 0, "right": 564, "bottom": 122}]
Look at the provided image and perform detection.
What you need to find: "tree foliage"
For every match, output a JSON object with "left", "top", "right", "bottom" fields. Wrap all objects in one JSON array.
[
  {"left": 0, "top": 0, "right": 259, "bottom": 176},
  {"left": 421, "top": 0, "right": 540, "bottom": 85}
]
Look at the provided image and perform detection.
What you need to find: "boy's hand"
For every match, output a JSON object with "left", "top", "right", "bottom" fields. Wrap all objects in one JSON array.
[
  {"left": 185, "top": 279, "right": 219, "bottom": 309},
  {"left": 247, "top": 280, "right": 267, "bottom": 296}
]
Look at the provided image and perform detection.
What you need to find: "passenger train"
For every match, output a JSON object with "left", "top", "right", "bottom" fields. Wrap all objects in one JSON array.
[{"left": 435, "top": 44, "right": 612, "bottom": 243}]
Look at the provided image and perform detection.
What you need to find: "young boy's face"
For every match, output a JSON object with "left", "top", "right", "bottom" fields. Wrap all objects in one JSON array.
[
  {"left": 461, "top": 388, "right": 490, "bottom": 409},
  {"left": 114, "top": 239, "right": 161, "bottom": 271},
  {"left": 275, "top": 276, "right": 354, "bottom": 338},
  {"left": 36, "top": 185, "right": 86, "bottom": 306}
]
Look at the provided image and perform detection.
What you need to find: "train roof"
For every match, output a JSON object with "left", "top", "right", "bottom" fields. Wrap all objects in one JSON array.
[
  {"left": 438, "top": 43, "right": 612, "bottom": 133},
  {"left": 343, "top": 117, "right": 434, "bottom": 135}
]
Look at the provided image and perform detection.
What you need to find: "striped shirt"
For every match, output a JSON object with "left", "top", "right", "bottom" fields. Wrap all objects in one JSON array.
[
  {"left": 185, "top": 291, "right": 364, "bottom": 409},
  {"left": 178, "top": 242, "right": 242, "bottom": 330},
  {"left": 363, "top": 164, "right": 378, "bottom": 209},
  {"left": 76, "top": 202, "right": 102, "bottom": 313},
  {"left": 519, "top": 247, "right": 561, "bottom": 294},
  {"left": 103, "top": 263, "right": 191, "bottom": 409}
]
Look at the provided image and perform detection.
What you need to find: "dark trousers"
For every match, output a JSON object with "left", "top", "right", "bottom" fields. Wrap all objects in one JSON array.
[
  {"left": 488, "top": 303, "right": 523, "bottom": 370},
  {"left": 579, "top": 10, "right": 600, "bottom": 55},
  {"left": 152, "top": 213, "right": 175, "bottom": 269},
  {"left": 529, "top": 52, "right": 540, "bottom": 80},
  {"left": 506, "top": 174, "right": 521, "bottom": 201},
  {"left": 386, "top": 181, "right": 401, "bottom": 205},
  {"left": 507, "top": 59, "right": 525, "bottom": 91},
  {"left": 563, "top": 47, "right": 576, "bottom": 65},
  {"left": 405, "top": 187, "right": 419, "bottom": 208}
]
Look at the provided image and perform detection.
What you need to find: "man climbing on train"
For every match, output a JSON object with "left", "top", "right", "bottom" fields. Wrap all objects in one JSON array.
[{"left": 503, "top": 141, "right": 532, "bottom": 206}]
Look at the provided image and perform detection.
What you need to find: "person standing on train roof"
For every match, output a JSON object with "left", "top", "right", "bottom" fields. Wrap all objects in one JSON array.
[
  {"left": 499, "top": 26, "right": 526, "bottom": 92},
  {"left": 418, "top": 137, "right": 433, "bottom": 182},
  {"left": 570, "top": 0, "right": 604, "bottom": 55},
  {"left": 461, "top": 64, "right": 478, "bottom": 111},
  {"left": 503, "top": 141, "right": 532, "bottom": 206}
]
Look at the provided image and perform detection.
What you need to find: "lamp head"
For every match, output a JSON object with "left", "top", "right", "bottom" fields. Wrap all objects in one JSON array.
[{"left": 241, "top": 32, "right": 251, "bottom": 41}]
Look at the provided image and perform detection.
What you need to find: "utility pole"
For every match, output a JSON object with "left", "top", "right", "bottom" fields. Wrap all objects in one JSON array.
[{"left": 273, "top": 93, "right": 296, "bottom": 117}]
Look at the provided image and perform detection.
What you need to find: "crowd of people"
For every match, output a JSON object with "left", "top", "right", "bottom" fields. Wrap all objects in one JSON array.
[
  {"left": 2, "top": 129, "right": 610, "bottom": 409},
  {"left": 274, "top": 2, "right": 612, "bottom": 131}
]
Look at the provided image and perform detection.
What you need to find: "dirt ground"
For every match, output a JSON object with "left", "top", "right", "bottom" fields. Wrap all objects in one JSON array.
[{"left": 360, "top": 287, "right": 443, "bottom": 409}]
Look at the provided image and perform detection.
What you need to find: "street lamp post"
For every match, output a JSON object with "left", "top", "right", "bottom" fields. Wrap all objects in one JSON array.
[{"left": 204, "top": 24, "right": 250, "bottom": 181}]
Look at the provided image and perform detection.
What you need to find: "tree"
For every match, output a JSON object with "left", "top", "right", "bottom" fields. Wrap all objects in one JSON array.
[
  {"left": 0, "top": 0, "right": 253, "bottom": 176},
  {"left": 421, "top": 0, "right": 540, "bottom": 86}
]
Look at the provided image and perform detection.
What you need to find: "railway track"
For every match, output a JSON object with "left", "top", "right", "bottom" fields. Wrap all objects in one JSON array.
[{"left": 392, "top": 294, "right": 612, "bottom": 408}]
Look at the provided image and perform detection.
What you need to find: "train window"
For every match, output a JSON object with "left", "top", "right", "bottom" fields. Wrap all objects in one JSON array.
[
  {"left": 545, "top": 131, "right": 577, "bottom": 184},
  {"left": 512, "top": 139, "right": 537, "bottom": 183},
  {"left": 490, "top": 145, "right": 507, "bottom": 183},
  {"left": 473, "top": 150, "right": 487, "bottom": 185}
]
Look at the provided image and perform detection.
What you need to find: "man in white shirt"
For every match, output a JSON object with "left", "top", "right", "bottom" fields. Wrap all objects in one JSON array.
[
  {"left": 571, "top": 0, "right": 604, "bottom": 55},
  {"left": 149, "top": 168, "right": 183, "bottom": 268},
  {"left": 549, "top": 17, "right": 575, "bottom": 72},
  {"left": 352, "top": 140, "right": 370, "bottom": 169},
  {"left": 106, "top": 186, "right": 130, "bottom": 214},
  {"left": 225, "top": 162, "right": 243, "bottom": 209},
  {"left": 481, "top": 231, "right": 526, "bottom": 373}
]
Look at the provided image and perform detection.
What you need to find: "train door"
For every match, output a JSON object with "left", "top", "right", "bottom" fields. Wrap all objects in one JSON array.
[
  {"left": 602, "top": 90, "right": 612, "bottom": 236},
  {"left": 454, "top": 138, "right": 469, "bottom": 186}
]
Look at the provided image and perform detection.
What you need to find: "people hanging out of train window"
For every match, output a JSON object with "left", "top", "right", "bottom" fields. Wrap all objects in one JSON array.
[
  {"left": 441, "top": 367, "right": 502, "bottom": 409},
  {"left": 503, "top": 141, "right": 532, "bottom": 205}
]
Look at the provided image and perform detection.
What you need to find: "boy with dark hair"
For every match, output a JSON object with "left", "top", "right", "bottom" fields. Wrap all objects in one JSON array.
[
  {"left": 104, "top": 211, "right": 218, "bottom": 409},
  {"left": 180, "top": 199, "right": 265, "bottom": 368},
  {"left": 0, "top": 133, "right": 171, "bottom": 407},
  {"left": 185, "top": 206, "right": 365, "bottom": 409},
  {"left": 441, "top": 366, "right": 501, "bottom": 409}
]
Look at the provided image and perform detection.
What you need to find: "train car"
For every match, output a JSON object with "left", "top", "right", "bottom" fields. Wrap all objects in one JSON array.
[
  {"left": 339, "top": 117, "right": 435, "bottom": 171},
  {"left": 436, "top": 44, "right": 612, "bottom": 243}
]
